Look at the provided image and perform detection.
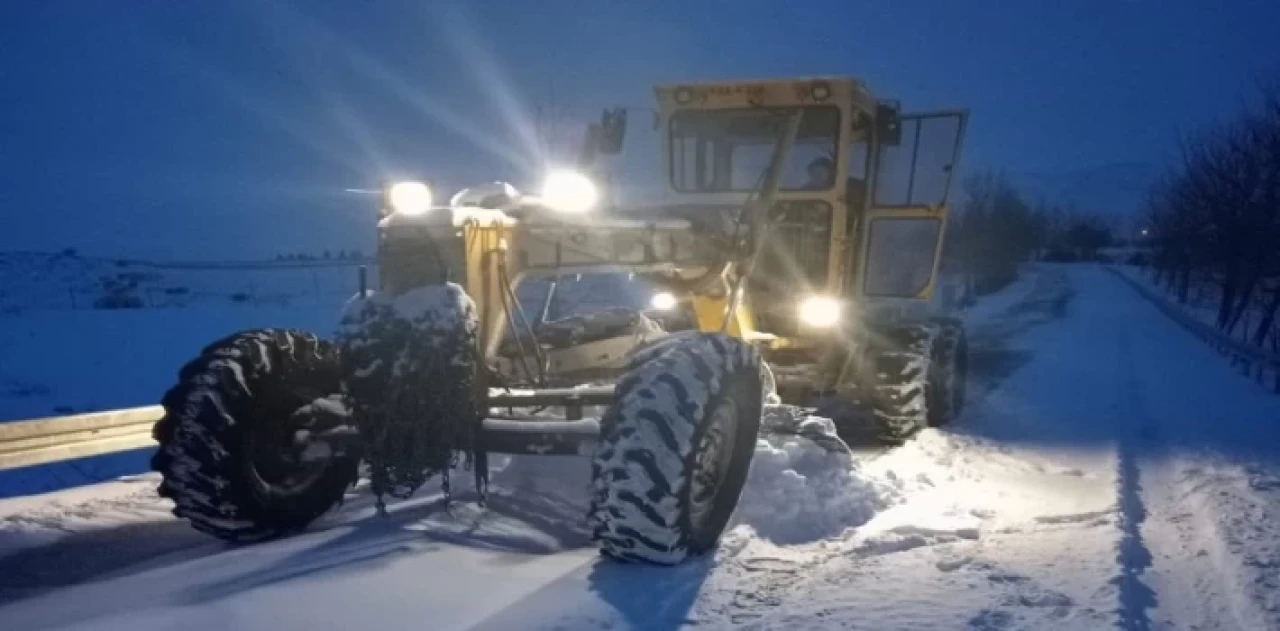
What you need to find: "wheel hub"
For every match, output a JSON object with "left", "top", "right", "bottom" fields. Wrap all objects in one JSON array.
[
  {"left": 246, "top": 403, "right": 329, "bottom": 498},
  {"left": 689, "top": 398, "right": 740, "bottom": 532}
]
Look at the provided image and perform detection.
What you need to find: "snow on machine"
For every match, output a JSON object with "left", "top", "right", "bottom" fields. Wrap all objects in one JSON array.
[{"left": 151, "top": 76, "right": 969, "bottom": 564}]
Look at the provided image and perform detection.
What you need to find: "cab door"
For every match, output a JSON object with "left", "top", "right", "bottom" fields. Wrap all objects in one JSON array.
[{"left": 856, "top": 110, "right": 968, "bottom": 301}]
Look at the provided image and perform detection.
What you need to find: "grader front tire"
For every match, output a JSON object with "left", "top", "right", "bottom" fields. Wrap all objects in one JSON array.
[
  {"left": 151, "top": 330, "right": 359, "bottom": 542},
  {"left": 589, "top": 333, "right": 763, "bottom": 564}
]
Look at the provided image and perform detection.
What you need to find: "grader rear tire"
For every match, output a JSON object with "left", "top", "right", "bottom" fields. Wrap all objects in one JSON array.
[
  {"left": 868, "top": 325, "right": 934, "bottom": 444},
  {"left": 589, "top": 333, "right": 763, "bottom": 564},
  {"left": 927, "top": 319, "right": 967, "bottom": 426}
]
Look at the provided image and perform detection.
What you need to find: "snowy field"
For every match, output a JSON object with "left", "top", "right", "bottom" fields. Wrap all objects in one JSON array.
[
  {"left": 0, "top": 251, "right": 366, "bottom": 422},
  {"left": 3, "top": 264, "right": 1280, "bottom": 629},
  {"left": 0, "top": 301, "right": 351, "bottom": 422},
  {"left": 0, "top": 251, "right": 367, "bottom": 315}
]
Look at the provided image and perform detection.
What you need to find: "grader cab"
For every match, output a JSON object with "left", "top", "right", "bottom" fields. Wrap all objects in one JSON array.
[
  {"left": 150, "top": 76, "right": 969, "bottom": 564},
  {"left": 650, "top": 79, "right": 968, "bottom": 399}
]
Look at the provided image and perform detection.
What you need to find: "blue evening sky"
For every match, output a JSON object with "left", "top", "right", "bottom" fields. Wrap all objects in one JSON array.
[{"left": 2, "top": 1, "right": 1277, "bottom": 258}]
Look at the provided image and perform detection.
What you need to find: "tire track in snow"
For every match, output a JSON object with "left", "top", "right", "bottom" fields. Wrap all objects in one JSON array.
[
  {"left": 1161, "top": 460, "right": 1279, "bottom": 629},
  {"left": 1105, "top": 264, "right": 1280, "bottom": 629},
  {"left": 1115, "top": 328, "right": 1158, "bottom": 630}
]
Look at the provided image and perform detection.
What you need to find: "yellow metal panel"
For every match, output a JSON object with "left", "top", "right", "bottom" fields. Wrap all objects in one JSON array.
[
  {"left": 654, "top": 77, "right": 866, "bottom": 110},
  {"left": 689, "top": 293, "right": 757, "bottom": 339},
  {"left": 462, "top": 219, "right": 521, "bottom": 360}
]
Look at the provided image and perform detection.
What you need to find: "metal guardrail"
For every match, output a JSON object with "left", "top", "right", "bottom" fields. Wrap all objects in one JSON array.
[
  {"left": 0, "top": 406, "right": 161, "bottom": 471},
  {"left": 1108, "top": 266, "right": 1280, "bottom": 394}
]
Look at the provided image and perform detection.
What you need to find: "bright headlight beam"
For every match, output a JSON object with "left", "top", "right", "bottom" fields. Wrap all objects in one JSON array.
[
  {"left": 541, "top": 170, "right": 598, "bottom": 213},
  {"left": 798, "top": 295, "right": 841, "bottom": 327},
  {"left": 650, "top": 292, "right": 678, "bottom": 311},
  {"left": 388, "top": 181, "right": 432, "bottom": 216}
]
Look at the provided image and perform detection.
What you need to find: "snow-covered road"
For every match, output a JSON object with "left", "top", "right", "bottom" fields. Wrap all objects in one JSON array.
[{"left": 3, "top": 264, "right": 1280, "bottom": 630}]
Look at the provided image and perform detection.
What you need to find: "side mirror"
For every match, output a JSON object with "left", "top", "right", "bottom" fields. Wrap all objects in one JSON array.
[
  {"left": 876, "top": 101, "right": 901, "bottom": 147},
  {"left": 596, "top": 107, "right": 627, "bottom": 155}
]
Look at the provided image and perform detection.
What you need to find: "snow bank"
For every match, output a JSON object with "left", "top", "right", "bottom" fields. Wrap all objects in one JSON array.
[
  {"left": 732, "top": 405, "right": 897, "bottom": 544},
  {"left": 957, "top": 267, "right": 1040, "bottom": 322}
]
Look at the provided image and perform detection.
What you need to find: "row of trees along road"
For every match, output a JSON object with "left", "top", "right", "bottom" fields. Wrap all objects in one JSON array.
[
  {"left": 944, "top": 170, "right": 1119, "bottom": 295},
  {"left": 1145, "top": 84, "right": 1280, "bottom": 350}
]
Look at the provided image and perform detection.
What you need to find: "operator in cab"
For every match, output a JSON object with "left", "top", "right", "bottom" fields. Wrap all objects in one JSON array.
[
  {"left": 804, "top": 157, "right": 836, "bottom": 190},
  {"left": 804, "top": 157, "right": 867, "bottom": 214}
]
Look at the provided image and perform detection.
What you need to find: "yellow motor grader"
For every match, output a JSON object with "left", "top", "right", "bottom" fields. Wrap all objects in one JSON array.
[{"left": 151, "top": 76, "right": 968, "bottom": 564}]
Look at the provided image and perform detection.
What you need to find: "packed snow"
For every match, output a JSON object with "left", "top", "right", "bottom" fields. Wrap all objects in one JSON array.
[
  {"left": 739, "top": 406, "right": 893, "bottom": 544},
  {"left": 2, "top": 264, "right": 1280, "bottom": 629}
]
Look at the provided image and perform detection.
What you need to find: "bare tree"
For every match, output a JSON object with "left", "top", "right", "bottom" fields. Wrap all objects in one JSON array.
[
  {"left": 1145, "top": 80, "right": 1280, "bottom": 349},
  {"left": 949, "top": 170, "right": 1046, "bottom": 294}
]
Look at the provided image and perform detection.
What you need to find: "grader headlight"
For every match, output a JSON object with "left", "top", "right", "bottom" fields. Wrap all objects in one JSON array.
[
  {"left": 798, "top": 295, "right": 842, "bottom": 328},
  {"left": 384, "top": 181, "right": 433, "bottom": 217},
  {"left": 650, "top": 291, "right": 678, "bottom": 311},
  {"left": 540, "top": 170, "right": 598, "bottom": 213}
]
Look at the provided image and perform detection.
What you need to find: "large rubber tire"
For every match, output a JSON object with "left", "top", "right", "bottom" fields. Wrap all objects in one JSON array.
[
  {"left": 927, "top": 319, "right": 967, "bottom": 426},
  {"left": 151, "top": 329, "right": 359, "bottom": 542},
  {"left": 589, "top": 332, "right": 762, "bottom": 564},
  {"left": 868, "top": 325, "right": 934, "bottom": 444}
]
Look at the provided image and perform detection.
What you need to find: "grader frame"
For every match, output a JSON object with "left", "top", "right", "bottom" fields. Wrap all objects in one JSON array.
[
  {"left": 148, "top": 75, "right": 970, "bottom": 561},
  {"left": 375, "top": 75, "right": 968, "bottom": 454}
]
